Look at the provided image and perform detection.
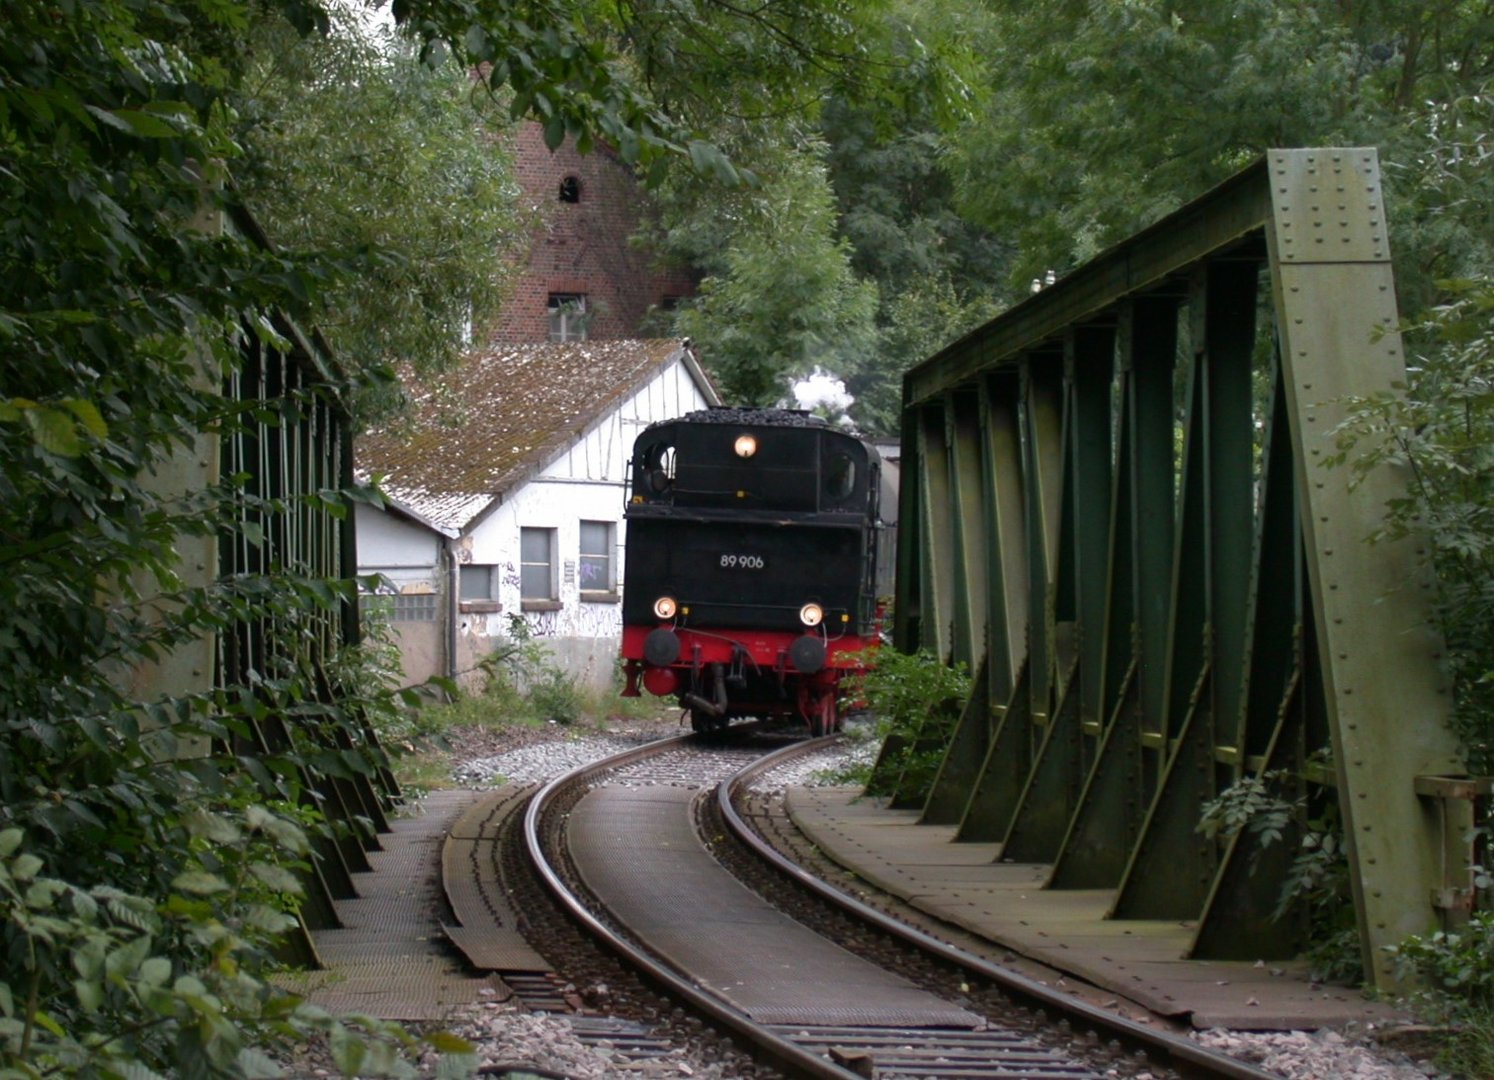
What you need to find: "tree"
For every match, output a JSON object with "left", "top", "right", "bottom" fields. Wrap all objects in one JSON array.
[
  {"left": 1, "top": 0, "right": 796, "bottom": 1071},
  {"left": 947, "top": 0, "right": 1493, "bottom": 298},
  {"left": 231, "top": 9, "right": 526, "bottom": 419},
  {"left": 818, "top": 1, "right": 1007, "bottom": 433},
  {"left": 663, "top": 141, "right": 879, "bottom": 405}
]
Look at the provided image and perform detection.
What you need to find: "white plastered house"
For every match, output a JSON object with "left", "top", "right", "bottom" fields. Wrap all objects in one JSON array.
[{"left": 355, "top": 339, "right": 719, "bottom": 690}]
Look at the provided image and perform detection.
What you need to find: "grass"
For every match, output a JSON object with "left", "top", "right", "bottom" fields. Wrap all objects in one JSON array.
[{"left": 381, "top": 675, "right": 671, "bottom": 793}]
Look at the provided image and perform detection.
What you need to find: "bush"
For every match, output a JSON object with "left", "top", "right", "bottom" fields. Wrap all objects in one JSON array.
[
  {"left": 1386, "top": 914, "right": 1494, "bottom": 1078},
  {"left": 1196, "top": 763, "right": 1361, "bottom": 984},
  {"left": 852, "top": 647, "right": 970, "bottom": 803}
]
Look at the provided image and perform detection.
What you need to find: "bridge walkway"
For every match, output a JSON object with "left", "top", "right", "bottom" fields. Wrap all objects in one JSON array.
[{"left": 788, "top": 785, "right": 1411, "bottom": 1032}]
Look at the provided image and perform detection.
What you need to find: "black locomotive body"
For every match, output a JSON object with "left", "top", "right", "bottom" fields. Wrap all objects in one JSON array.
[{"left": 619, "top": 406, "right": 885, "bottom": 735}]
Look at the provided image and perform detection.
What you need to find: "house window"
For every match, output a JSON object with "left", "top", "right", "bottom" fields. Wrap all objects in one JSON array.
[
  {"left": 460, "top": 565, "right": 492, "bottom": 600},
  {"left": 558, "top": 175, "right": 580, "bottom": 203},
  {"left": 547, "top": 293, "right": 587, "bottom": 342},
  {"left": 360, "top": 592, "right": 438, "bottom": 623},
  {"left": 520, "top": 527, "right": 559, "bottom": 608},
  {"left": 459, "top": 564, "right": 501, "bottom": 612},
  {"left": 579, "top": 520, "right": 616, "bottom": 600}
]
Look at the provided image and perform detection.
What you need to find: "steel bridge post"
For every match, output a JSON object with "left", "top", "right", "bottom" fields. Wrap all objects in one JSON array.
[{"left": 1267, "top": 150, "right": 1462, "bottom": 986}]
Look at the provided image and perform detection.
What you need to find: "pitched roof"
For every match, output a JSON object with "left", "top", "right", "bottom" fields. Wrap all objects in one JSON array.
[{"left": 357, "top": 339, "right": 712, "bottom": 535}]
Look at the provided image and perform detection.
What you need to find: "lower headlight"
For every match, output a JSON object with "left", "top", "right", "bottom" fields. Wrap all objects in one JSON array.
[
  {"left": 799, "top": 603, "right": 824, "bottom": 627},
  {"left": 653, "top": 595, "right": 678, "bottom": 619}
]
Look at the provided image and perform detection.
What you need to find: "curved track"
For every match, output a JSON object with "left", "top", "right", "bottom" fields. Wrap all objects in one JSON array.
[{"left": 523, "top": 731, "right": 1278, "bottom": 1080}]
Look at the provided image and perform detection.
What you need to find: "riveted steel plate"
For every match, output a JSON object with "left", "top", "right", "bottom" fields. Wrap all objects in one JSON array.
[
  {"left": 569, "top": 785, "right": 978, "bottom": 1028},
  {"left": 1268, "top": 148, "right": 1389, "bottom": 265}
]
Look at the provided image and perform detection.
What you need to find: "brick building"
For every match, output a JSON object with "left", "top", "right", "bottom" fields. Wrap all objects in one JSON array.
[{"left": 487, "top": 122, "right": 698, "bottom": 345}]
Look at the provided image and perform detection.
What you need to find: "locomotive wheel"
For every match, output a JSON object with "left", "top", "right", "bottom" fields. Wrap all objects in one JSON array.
[
  {"left": 808, "top": 693, "right": 836, "bottom": 738},
  {"left": 690, "top": 708, "right": 728, "bottom": 736}
]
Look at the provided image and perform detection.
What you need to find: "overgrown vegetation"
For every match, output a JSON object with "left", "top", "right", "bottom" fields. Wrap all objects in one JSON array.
[
  {"left": 852, "top": 647, "right": 970, "bottom": 803},
  {"left": 1386, "top": 913, "right": 1494, "bottom": 1078},
  {"left": 0, "top": 0, "right": 732, "bottom": 1072},
  {"left": 1196, "top": 764, "right": 1362, "bottom": 984},
  {"left": 377, "top": 616, "right": 666, "bottom": 792}
]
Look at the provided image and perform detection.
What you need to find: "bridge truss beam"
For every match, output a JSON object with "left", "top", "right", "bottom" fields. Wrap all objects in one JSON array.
[{"left": 893, "top": 149, "right": 1465, "bottom": 990}]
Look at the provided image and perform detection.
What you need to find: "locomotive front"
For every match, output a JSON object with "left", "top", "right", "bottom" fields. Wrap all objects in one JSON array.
[{"left": 619, "top": 407, "right": 882, "bottom": 735}]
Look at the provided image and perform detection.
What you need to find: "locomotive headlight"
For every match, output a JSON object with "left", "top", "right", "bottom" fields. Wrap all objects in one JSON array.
[
  {"left": 799, "top": 603, "right": 824, "bottom": 628},
  {"left": 653, "top": 595, "right": 678, "bottom": 620},
  {"left": 733, "top": 434, "right": 758, "bottom": 458}
]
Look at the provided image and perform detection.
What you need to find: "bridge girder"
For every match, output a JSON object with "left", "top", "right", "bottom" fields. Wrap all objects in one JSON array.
[{"left": 893, "top": 149, "right": 1467, "bottom": 991}]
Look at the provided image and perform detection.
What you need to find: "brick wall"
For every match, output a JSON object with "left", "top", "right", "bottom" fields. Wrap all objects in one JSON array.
[{"left": 486, "top": 122, "right": 698, "bottom": 345}]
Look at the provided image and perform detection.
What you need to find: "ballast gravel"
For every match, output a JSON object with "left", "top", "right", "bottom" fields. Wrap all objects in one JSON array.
[{"left": 421, "top": 719, "right": 1447, "bottom": 1080}]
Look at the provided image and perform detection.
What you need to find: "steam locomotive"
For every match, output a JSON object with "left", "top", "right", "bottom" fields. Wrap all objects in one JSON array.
[{"left": 619, "top": 407, "right": 888, "bottom": 735}]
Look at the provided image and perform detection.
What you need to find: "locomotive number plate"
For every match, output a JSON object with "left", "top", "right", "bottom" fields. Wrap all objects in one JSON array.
[{"left": 719, "top": 553, "right": 766, "bottom": 570}]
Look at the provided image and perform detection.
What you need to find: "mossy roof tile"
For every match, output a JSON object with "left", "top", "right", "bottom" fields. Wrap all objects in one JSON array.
[{"left": 357, "top": 339, "right": 689, "bottom": 533}]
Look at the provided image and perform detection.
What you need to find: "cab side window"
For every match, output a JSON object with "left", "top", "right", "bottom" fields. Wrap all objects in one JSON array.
[{"left": 825, "top": 451, "right": 856, "bottom": 501}]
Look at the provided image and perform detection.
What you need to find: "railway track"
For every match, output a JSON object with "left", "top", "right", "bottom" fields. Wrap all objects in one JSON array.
[{"left": 520, "top": 729, "right": 1281, "bottom": 1080}]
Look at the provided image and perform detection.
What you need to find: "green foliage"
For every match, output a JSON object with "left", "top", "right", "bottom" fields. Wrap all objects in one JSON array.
[
  {"left": 1196, "top": 771, "right": 1296, "bottom": 850},
  {"left": 1, "top": 0, "right": 694, "bottom": 1070},
  {"left": 853, "top": 647, "right": 969, "bottom": 803},
  {"left": 665, "top": 141, "right": 879, "bottom": 405},
  {"left": 1197, "top": 765, "right": 1361, "bottom": 983},
  {"left": 849, "top": 273, "right": 1001, "bottom": 434},
  {"left": 478, "top": 616, "right": 583, "bottom": 726},
  {"left": 232, "top": 9, "right": 525, "bottom": 418},
  {"left": 947, "top": 2, "right": 1494, "bottom": 297},
  {"left": 1386, "top": 911, "right": 1494, "bottom": 1077},
  {"left": 1387, "top": 912, "right": 1494, "bottom": 1015},
  {"left": 0, "top": 824, "right": 458, "bottom": 1079}
]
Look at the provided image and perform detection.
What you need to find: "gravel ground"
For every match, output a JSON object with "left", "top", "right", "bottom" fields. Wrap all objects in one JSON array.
[{"left": 415, "top": 717, "right": 1449, "bottom": 1080}]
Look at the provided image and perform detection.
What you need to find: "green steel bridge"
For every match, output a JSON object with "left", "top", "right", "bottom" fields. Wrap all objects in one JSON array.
[{"left": 888, "top": 147, "right": 1484, "bottom": 992}]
